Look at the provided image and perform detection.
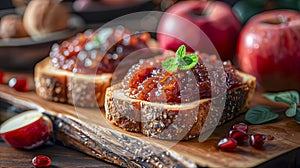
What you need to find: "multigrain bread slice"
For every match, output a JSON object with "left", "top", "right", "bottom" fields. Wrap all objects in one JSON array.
[
  {"left": 34, "top": 27, "right": 158, "bottom": 108},
  {"left": 35, "top": 57, "right": 112, "bottom": 108},
  {"left": 105, "top": 71, "right": 256, "bottom": 140}
]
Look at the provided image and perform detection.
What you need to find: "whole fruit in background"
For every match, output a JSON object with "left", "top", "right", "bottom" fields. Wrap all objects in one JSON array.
[
  {"left": 157, "top": 1, "right": 241, "bottom": 61},
  {"left": 237, "top": 10, "right": 300, "bottom": 92},
  {"left": 23, "top": 0, "right": 70, "bottom": 37},
  {"left": 233, "top": 0, "right": 300, "bottom": 25},
  {"left": 0, "top": 110, "right": 53, "bottom": 149},
  {"left": 0, "top": 14, "right": 29, "bottom": 39}
]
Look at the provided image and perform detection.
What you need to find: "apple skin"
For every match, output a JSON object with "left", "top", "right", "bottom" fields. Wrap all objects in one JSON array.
[
  {"left": 0, "top": 111, "right": 53, "bottom": 149},
  {"left": 237, "top": 10, "right": 300, "bottom": 91},
  {"left": 157, "top": 1, "right": 241, "bottom": 60}
]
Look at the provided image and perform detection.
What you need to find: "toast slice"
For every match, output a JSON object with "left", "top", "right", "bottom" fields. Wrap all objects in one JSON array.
[
  {"left": 35, "top": 57, "right": 112, "bottom": 108},
  {"left": 105, "top": 71, "right": 256, "bottom": 140}
]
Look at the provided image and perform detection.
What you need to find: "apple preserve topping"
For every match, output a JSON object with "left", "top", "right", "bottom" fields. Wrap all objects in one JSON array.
[
  {"left": 50, "top": 26, "right": 150, "bottom": 74},
  {"left": 122, "top": 52, "right": 243, "bottom": 104}
]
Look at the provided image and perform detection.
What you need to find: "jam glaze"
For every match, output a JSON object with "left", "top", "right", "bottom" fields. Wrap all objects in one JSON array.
[
  {"left": 122, "top": 52, "right": 243, "bottom": 104},
  {"left": 50, "top": 26, "right": 150, "bottom": 74}
]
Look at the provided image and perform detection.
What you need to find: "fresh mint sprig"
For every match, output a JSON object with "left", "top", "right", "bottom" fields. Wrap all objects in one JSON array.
[
  {"left": 245, "top": 90, "right": 300, "bottom": 125},
  {"left": 263, "top": 91, "right": 299, "bottom": 118},
  {"left": 162, "top": 45, "right": 198, "bottom": 72}
]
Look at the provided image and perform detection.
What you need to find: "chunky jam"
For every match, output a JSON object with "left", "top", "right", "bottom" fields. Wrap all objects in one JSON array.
[
  {"left": 122, "top": 53, "right": 243, "bottom": 104},
  {"left": 50, "top": 26, "right": 150, "bottom": 74}
]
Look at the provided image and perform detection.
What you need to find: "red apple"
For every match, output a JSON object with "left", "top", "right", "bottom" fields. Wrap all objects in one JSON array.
[
  {"left": 157, "top": 1, "right": 241, "bottom": 60},
  {"left": 237, "top": 10, "right": 300, "bottom": 91},
  {"left": 0, "top": 110, "right": 53, "bottom": 149}
]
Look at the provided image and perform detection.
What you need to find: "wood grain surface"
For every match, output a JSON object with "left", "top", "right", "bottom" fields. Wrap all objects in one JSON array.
[
  {"left": 0, "top": 140, "right": 117, "bottom": 168},
  {"left": 0, "top": 73, "right": 299, "bottom": 167}
]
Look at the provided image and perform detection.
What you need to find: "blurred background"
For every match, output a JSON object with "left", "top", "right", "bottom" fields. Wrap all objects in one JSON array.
[{"left": 1, "top": 0, "right": 300, "bottom": 91}]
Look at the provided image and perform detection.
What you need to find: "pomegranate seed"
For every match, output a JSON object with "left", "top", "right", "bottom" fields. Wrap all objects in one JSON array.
[
  {"left": 217, "top": 137, "right": 237, "bottom": 151},
  {"left": 249, "top": 134, "right": 266, "bottom": 149},
  {"left": 231, "top": 122, "right": 248, "bottom": 133},
  {"left": 228, "top": 130, "right": 248, "bottom": 145},
  {"left": 8, "top": 77, "right": 28, "bottom": 92},
  {"left": 32, "top": 155, "right": 51, "bottom": 168},
  {"left": 0, "top": 71, "right": 4, "bottom": 84}
]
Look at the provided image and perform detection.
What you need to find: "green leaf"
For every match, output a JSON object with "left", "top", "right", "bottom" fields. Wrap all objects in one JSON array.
[
  {"left": 245, "top": 105, "right": 279, "bottom": 124},
  {"left": 178, "top": 54, "right": 198, "bottom": 70},
  {"left": 285, "top": 103, "right": 297, "bottom": 117},
  {"left": 162, "top": 45, "right": 199, "bottom": 72},
  {"left": 290, "top": 91, "right": 300, "bottom": 104},
  {"left": 176, "top": 45, "right": 186, "bottom": 58},
  {"left": 263, "top": 90, "right": 299, "bottom": 104},
  {"left": 274, "top": 96, "right": 295, "bottom": 105},
  {"left": 162, "top": 58, "right": 178, "bottom": 72},
  {"left": 93, "top": 35, "right": 100, "bottom": 43},
  {"left": 295, "top": 108, "right": 300, "bottom": 124},
  {"left": 263, "top": 93, "right": 277, "bottom": 102}
]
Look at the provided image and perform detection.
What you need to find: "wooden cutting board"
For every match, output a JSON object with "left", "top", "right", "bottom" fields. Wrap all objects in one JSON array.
[{"left": 0, "top": 77, "right": 299, "bottom": 167}]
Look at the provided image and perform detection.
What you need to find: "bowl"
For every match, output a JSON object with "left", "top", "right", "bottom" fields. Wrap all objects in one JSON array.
[{"left": 0, "top": 9, "right": 85, "bottom": 71}]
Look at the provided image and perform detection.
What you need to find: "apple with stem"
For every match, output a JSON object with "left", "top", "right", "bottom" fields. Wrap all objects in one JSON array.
[
  {"left": 157, "top": 1, "right": 241, "bottom": 60},
  {"left": 0, "top": 110, "right": 53, "bottom": 149},
  {"left": 237, "top": 9, "right": 300, "bottom": 91}
]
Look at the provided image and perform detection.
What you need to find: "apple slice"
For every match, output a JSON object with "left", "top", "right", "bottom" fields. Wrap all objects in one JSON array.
[{"left": 0, "top": 110, "right": 53, "bottom": 149}]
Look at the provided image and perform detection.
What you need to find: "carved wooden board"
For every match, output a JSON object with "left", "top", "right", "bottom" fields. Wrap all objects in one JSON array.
[{"left": 0, "top": 83, "right": 299, "bottom": 167}]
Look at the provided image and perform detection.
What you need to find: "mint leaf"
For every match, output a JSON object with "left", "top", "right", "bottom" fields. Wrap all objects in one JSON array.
[
  {"left": 179, "top": 56, "right": 193, "bottom": 65},
  {"left": 285, "top": 103, "right": 297, "bottom": 117},
  {"left": 263, "top": 91, "right": 299, "bottom": 119},
  {"left": 263, "top": 91, "right": 299, "bottom": 104},
  {"left": 274, "top": 96, "right": 295, "bottom": 106},
  {"left": 162, "top": 58, "right": 178, "bottom": 72},
  {"left": 178, "top": 54, "right": 198, "bottom": 70},
  {"left": 162, "top": 45, "right": 199, "bottom": 72},
  {"left": 176, "top": 45, "right": 186, "bottom": 58},
  {"left": 290, "top": 91, "right": 300, "bottom": 104},
  {"left": 245, "top": 105, "right": 279, "bottom": 124}
]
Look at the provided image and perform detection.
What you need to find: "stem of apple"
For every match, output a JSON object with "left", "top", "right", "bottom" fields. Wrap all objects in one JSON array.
[
  {"left": 190, "top": 1, "right": 213, "bottom": 17},
  {"left": 263, "top": 16, "right": 290, "bottom": 25},
  {"left": 278, "top": 15, "right": 290, "bottom": 25},
  {"left": 203, "top": 0, "right": 213, "bottom": 16}
]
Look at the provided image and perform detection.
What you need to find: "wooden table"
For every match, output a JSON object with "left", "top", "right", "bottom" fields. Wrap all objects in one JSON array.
[
  {"left": 0, "top": 100, "right": 117, "bottom": 168},
  {"left": 0, "top": 72, "right": 299, "bottom": 168},
  {"left": 0, "top": 139, "right": 118, "bottom": 167},
  {"left": 0, "top": 137, "right": 299, "bottom": 168},
  {"left": 0, "top": 113, "right": 299, "bottom": 168}
]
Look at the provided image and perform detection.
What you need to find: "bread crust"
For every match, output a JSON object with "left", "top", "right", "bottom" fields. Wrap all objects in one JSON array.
[
  {"left": 105, "top": 71, "right": 256, "bottom": 140},
  {"left": 35, "top": 57, "right": 112, "bottom": 108}
]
